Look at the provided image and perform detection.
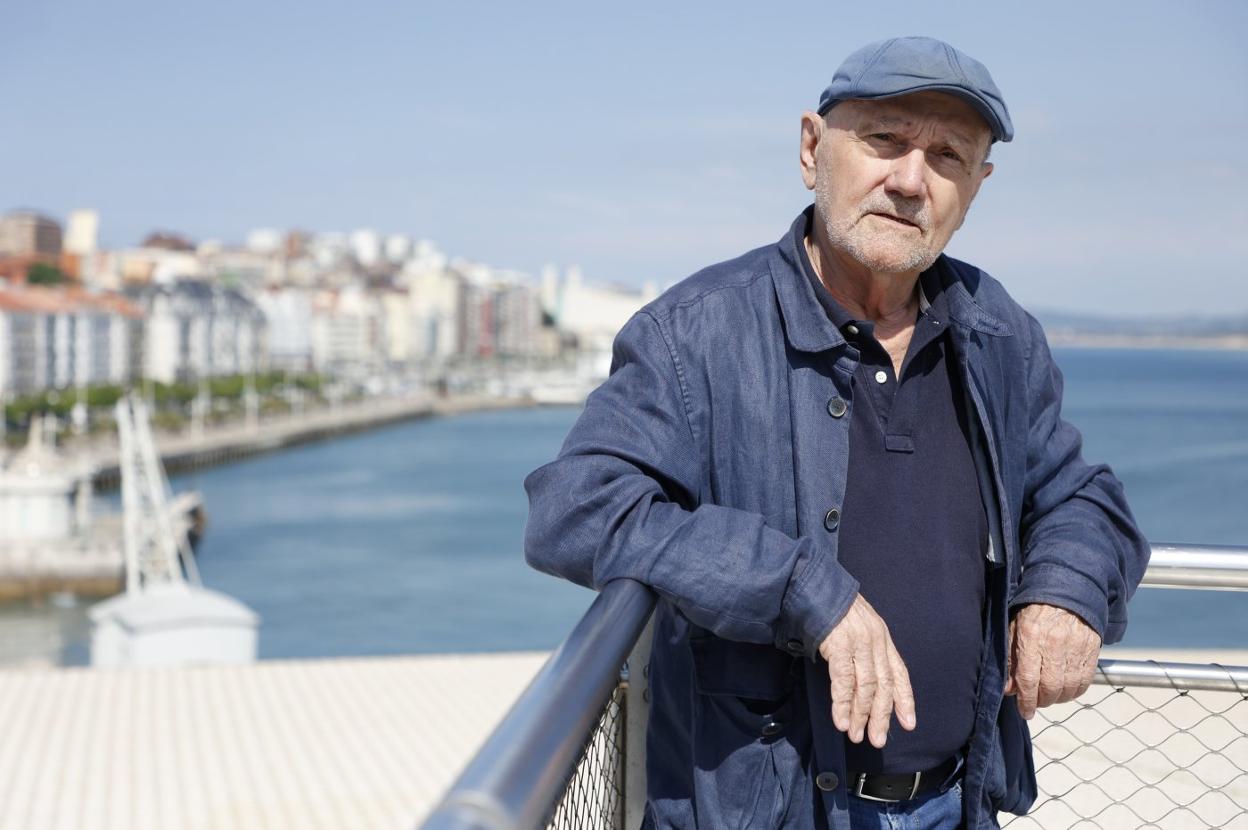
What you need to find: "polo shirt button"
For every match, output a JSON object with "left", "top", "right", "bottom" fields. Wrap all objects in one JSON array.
[
  {"left": 816, "top": 772, "right": 840, "bottom": 791},
  {"left": 761, "top": 719, "right": 784, "bottom": 737},
  {"left": 824, "top": 508, "right": 840, "bottom": 531},
  {"left": 784, "top": 639, "right": 804, "bottom": 655},
  {"left": 826, "top": 397, "right": 848, "bottom": 418},
  {"left": 846, "top": 324, "right": 859, "bottom": 336}
]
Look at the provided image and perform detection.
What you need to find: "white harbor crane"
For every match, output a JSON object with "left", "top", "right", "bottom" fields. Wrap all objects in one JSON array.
[{"left": 90, "top": 394, "right": 259, "bottom": 667}]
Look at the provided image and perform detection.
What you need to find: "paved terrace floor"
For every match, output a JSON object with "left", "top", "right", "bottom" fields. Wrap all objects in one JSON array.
[
  {"left": 0, "top": 648, "right": 1244, "bottom": 830},
  {"left": 0, "top": 652, "right": 548, "bottom": 830}
]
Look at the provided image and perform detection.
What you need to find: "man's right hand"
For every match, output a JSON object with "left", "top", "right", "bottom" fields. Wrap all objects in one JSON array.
[{"left": 817, "top": 594, "right": 916, "bottom": 748}]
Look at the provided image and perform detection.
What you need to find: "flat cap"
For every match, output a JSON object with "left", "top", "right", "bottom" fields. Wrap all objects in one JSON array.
[{"left": 817, "top": 36, "right": 1013, "bottom": 143}]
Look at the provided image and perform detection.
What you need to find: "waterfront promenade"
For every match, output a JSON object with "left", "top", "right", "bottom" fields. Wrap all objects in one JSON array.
[
  {"left": 85, "top": 392, "right": 534, "bottom": 485},
  {"left": 0, "top": 646, "right": 1242, "bottom": 829}
]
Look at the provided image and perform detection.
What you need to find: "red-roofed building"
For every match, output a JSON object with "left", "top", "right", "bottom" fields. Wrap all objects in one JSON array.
[{"left": 0, "top": 285, "right": 145, "bottom": 397}]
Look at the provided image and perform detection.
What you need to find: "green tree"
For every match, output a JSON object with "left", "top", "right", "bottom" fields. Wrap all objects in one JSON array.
[{"left": 27, "top": 262, "right": 67, "bottom": 285}]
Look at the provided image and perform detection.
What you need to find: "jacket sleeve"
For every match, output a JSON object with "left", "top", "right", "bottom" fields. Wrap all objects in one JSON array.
[
  {"left": 1010, "top": 314, "right": 1150, "bottom": 644},
  {"left": 523, "top": 310, "right": 858, "bottom": 654}
]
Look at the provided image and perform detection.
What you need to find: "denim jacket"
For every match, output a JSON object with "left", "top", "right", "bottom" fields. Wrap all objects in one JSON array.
[{"left": 524, "top": 212, "right": 1150, "bottom": 829}]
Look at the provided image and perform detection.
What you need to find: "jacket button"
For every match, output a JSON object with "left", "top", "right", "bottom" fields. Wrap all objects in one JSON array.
[
  {"left": 824, "top": 508, "right": 841, "bottom": 531},
  {"left": 784, "top": 639, "right": 804, "bottom": 655},
  {"left": 826, "top": 397, "right": 848, "bottom": 418},
  {"left": 816, "top": 772, "right": 839, "bottom": 791},
  {"left": 761, "top": 719, "right": 783, "bottom": 737}
]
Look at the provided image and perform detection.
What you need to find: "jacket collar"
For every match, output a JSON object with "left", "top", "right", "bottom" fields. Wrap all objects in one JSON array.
[
  {"left": 771, "top": 207, "right": 1010, "bottom": 353},
  {"left": 932, "top": 257, "right": 1013, "bottom": 338},
  {"left": 771, "top": 210, "right": 848, "bottom": 353}
]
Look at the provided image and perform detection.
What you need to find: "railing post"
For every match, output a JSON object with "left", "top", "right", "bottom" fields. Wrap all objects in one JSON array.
[{"left": 622, "top": 616, "right": 654, "bottom": 830}]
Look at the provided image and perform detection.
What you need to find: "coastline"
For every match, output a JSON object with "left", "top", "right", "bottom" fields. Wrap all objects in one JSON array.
[
  {"left": 0, "top": 394, "right": 545, "bottom": 602},
  {"left": 87, "top": 392, "right": 542, "bottom": 487},
  {"left": 1046, "top": 332, "right": 1248, "bottom": 351}
]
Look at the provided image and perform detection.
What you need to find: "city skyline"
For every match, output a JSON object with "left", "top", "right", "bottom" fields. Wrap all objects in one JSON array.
[{"left": 4, "top": 1, "right": 1246, "bottom": 316}]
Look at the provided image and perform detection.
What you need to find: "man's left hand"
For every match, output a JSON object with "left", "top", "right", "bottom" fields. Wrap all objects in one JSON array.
[{"left": 1004, "top": 603, "right": 1101, "bottom": 720}]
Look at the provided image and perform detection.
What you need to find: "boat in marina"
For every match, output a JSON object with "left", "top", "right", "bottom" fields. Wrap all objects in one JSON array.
[{"left": 0, "top": 412, "right": 203, "bottom": 601}]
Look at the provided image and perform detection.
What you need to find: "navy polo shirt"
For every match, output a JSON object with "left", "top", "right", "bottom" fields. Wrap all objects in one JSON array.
[{"left": 797, "top": 219, "right": 988, "bottom": 775}]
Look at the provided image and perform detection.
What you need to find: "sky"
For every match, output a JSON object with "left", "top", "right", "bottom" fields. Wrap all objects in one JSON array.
[{"left": 3, "top": 1, "right": 1246, "bottom": 316}]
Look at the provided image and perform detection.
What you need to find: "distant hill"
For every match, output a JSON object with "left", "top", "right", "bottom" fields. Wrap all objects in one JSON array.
[{"left": 1033, "top": 310, "right": 1248, "bottom": 349}]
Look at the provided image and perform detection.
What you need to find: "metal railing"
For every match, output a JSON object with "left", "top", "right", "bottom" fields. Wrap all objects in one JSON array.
[
  {"left": 421, "top": 545, "right": 1248, "bottom": 830},
  {"left": 1141, "top": 543, "right": 1248, "bottom": 590},
  {"left": 1004, "top": 543, "right": 1248, "bottom": 829},
  {"left": 420, "top": 579, "right": 655, "bottom": 830}
]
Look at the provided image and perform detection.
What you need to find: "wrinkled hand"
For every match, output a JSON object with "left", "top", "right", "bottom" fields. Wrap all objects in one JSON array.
[
  {"left": 818, "top": 594, "right": 916, "bottom": 748},
  {"left": 1005, "top": 603, "right": 1101, "bottom": 720}
]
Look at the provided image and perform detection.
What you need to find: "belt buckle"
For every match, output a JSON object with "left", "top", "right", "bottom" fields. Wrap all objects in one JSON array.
[{"left": 853, "top": 771, "right": 922, "bottom": 803}]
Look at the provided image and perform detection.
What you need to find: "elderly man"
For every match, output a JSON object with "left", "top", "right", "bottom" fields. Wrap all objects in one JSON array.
[{"left": 524, "top": 36, "right": 1149, "bottom": 829}]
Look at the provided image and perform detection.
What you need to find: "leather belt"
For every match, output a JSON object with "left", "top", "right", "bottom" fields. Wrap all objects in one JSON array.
[{"left": 849, "top": 756, "right": 960, "bottom": 803}]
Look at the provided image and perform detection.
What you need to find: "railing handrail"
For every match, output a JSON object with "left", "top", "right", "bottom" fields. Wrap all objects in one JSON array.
[
  {"left": 1093, "top": 658, "right": 1248, "bottom": 693},
  {"left": 420, "top": 579, "right": 656, "bottom": 830},
  {"left": 420, "top": 542, "right": 1248, "bottom": 830},
  {"left": 1142, "top": 543, "right": 1248, "bottom": 590}
]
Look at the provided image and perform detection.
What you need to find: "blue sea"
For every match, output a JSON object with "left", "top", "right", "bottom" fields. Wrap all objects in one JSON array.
[{"left": 4, "top": 347, "right": 1247, "bottom": 665}]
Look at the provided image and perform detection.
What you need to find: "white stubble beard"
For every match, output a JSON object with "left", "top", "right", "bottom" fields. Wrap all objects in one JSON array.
[{"left": 814, "top": 174, "right": 939, "bottom": 275}]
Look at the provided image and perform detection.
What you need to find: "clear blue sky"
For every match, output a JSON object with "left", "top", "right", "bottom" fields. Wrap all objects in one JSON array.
[{"left": 3, "top": 1, "right": 1245, "bottom": 315}]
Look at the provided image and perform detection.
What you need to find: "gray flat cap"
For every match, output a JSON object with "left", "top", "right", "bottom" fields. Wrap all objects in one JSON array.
[{"left": 817, "top": 36, "right": 1014, "bottom": 143}]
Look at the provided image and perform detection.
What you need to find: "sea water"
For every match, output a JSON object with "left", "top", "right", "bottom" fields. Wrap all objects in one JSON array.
[{"left": 2, "top": 347, "right": 1245, "bottom": 665}]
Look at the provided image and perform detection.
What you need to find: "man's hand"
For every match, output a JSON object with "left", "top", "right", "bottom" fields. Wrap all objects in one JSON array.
[
  {"left": 1004, "top": 603, "right": 1101, "bottom": 720},
  {"left": 818, "top": 594, "right": 916, "bottom": 748}
]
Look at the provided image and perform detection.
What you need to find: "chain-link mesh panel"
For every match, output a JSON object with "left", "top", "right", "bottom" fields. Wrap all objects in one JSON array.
[
  {"left": 1003, "top": 669, "right": 1248, "bottom": 829},
  {"left": 547, "top": 684, "right": 627, "bottom": 830}
]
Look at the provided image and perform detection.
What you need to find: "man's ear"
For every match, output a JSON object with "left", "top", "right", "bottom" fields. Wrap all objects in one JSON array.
[
  {"left": 799, "top": 112, "right": 823, "bottom": 191},
  {"left": 955, "top": 161, "right": 995, "bottom": 230}
]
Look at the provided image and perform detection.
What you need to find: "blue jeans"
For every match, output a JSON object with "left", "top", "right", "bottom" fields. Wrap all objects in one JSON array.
[{"left": 847, "top": 780, "right": 963, "bottom": 830}]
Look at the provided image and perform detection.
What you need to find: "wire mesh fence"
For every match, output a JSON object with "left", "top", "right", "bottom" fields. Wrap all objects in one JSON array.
[
  {"left": 1003, "top": 665, "right": 1248, "bottom": 829},
  {"left": 547, "top": 684, "right": 627, "bottom": 830},
  {"left": 542, "top": 664, "right": 1248, "bottom": 830}
]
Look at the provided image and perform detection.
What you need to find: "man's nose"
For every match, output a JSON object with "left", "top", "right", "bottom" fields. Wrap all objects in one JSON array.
[{"left": 884, "top": 148, "right": 927, "bottom": 199}]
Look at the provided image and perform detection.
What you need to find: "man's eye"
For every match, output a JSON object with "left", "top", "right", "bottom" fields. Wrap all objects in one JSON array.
[
  {"left": 871, "top": 133, "right": 897, "bottom": 143},
  {"left": 940, "top": 149, "right": 963, "bottom": 162}
]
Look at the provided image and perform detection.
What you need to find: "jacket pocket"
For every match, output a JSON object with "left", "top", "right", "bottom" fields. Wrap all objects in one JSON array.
[
  {"left": 688, "top": 635, "right": 801, "bottom": 830},
  {"left": 690, "top": 635, "right": 796, "bottom": 700},
  {"left": 986, "top": 700, "right": 1038, "bottom": 816}
]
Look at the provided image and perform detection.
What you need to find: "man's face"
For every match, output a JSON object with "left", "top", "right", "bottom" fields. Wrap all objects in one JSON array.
[{"left": 799, "top": 91, "right": 994, "bottom": 275}]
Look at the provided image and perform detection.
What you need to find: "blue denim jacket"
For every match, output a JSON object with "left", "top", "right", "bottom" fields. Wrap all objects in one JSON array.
[{"left": 524, "top": 213, "right": 1149, "bottom": 829}]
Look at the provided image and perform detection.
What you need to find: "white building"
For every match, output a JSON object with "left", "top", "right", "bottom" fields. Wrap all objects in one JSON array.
[
  {"left": 199, "top": 247, "right": 279, "bottom": 292},
  {"left": 0, "top": 286, "right": 143, "bottom": 396},
  {"left": 255, "top": 287, "right": 315, "bottom": 371},
  {"left": 245, "top": 229, "right": 283, "bottom": 256},
  {"left": 126, "top": 280, "right": 267, "bottom": 384},
  {"left": 309, "top": 233, "right": 348, "bottom": 271},
  {"left": 64, "top": 210, "right": 99, "bottom": 256},
  {"left": 380, "top": 288, "right": 416, "bottom": 365},
  {"left": 310, "top": 285, "right": 383, "bottom": 375},
  {"left": 399, "top": 259, "right": 460, "bottom": 362},
  {"left": 545, "top": 265, "right": 658, "bottom": 352},
  {"left": 384, "top": 233, "right": 413, "bottom": 265},
  {"left": 349, "top": 229, "right": 382, "bottom": 269}
]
